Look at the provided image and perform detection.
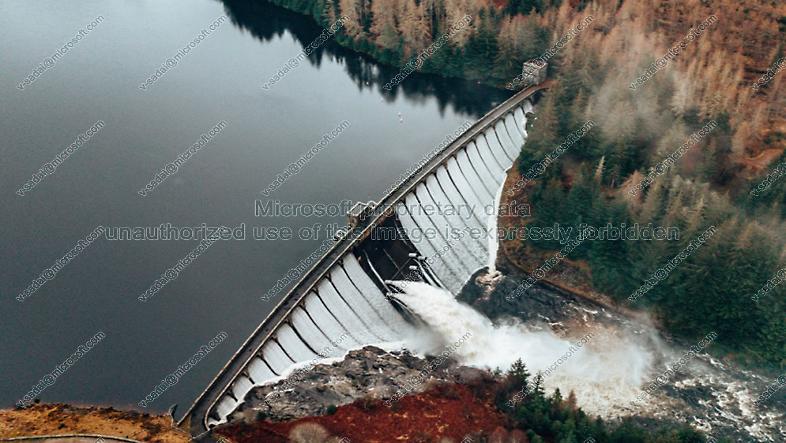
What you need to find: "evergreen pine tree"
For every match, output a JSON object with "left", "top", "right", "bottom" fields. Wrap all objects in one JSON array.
[{"left": 509, "top": 358, "right": 531, "bottom": 392}]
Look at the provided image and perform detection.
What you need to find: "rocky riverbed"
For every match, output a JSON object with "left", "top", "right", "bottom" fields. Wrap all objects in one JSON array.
[
  {"left": 461, "top": 269, "right": 786, "bottom": 442},
  {"left": 213, "top": 267, "right": 785, "bottom": 442}
]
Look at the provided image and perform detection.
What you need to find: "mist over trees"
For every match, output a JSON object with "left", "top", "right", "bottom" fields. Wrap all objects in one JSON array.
[{"left": 494, "top": 359, "right": 720, "bottom": 443}]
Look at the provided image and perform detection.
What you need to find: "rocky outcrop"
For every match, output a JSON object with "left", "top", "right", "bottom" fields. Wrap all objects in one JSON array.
[
  {"left": 458, "top": 267, "right": 645, "bottom": 336},
  {"left": 226, "top": 346, "right": 491, "bottom": 424},
  {"left": 459, "top": 269, "right": 786, "bottom": 442},
  {"left": 215, "top": 377, "right": 506, "bottom": 443}
]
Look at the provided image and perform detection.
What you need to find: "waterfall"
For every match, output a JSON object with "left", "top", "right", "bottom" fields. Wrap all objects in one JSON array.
[
  {"left": 389, "top": 281, "right": 654, "bottom": 417},
  {"left": 486, "top": 179, "right": 506, "bottom": 275}
]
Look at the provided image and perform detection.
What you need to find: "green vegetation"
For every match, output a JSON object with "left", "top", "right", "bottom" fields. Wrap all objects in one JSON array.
[
  {"left": 265, "top": 0, "right": 550, "bottom": 87},
  {"left": 263, "top": 0, "right": 786, "bottom": 369},
  {"left": 520, "top": 42, "right": 786, "bottom": 369},
  {"left": 496, "top": 359, "right": 726, "bottom": 442}
]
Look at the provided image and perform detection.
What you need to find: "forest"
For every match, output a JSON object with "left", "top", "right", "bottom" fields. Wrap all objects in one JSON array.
[
  {"left": 493, "top": 359, "right": 724, "bottom": 442},
  {"left": 264, "top": 0, "right": 786, "bottom": 369}
]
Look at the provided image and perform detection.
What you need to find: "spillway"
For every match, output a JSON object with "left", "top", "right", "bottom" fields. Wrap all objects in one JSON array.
[{"left": 180, "top": 83, "right": 548, "bottom": 436}]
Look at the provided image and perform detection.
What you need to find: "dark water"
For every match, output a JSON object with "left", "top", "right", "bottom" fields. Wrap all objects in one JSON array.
[{"left": 0, "top": 0, "right": 508, "bottom": 411}]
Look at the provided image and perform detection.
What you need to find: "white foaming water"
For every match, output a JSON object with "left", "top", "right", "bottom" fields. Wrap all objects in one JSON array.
[
  {"left": 487, "top": 180, "right": 506, "bottom": 275},
  {"left": 390, "top": 281, "right": 654, "bottom": 417}
]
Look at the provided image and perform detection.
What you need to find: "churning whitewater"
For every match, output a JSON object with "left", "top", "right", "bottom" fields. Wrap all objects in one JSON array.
[{"left": 390, "top": 281, "right": 655, "bottom": 417}]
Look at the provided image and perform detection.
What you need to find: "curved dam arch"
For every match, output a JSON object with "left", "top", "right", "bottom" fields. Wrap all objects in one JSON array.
[{"left": 180, "top": 83, "right": 549, "bottom": 437}]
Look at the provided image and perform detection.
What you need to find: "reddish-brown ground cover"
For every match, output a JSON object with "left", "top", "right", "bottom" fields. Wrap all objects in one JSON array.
[
  {"left": 0, "top": 403, "right": 188, "bottom": 442},
  {"left": 216, "top": 384, "right": 507, "bottom": 443}
]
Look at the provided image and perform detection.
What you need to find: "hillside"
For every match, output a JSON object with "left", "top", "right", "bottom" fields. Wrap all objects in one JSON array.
[{"left": 267, "top": 0, "right": 785, "bottom": 161}]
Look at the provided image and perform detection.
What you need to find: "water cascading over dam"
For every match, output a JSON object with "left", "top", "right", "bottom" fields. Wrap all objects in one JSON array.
[{"left": 180, "top": 84, "right": 547, "bottom": 436}]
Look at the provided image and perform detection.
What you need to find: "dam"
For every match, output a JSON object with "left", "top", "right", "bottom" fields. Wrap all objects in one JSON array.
[{"left": 179, "top": 83, "right": 549, "bottom": 438}]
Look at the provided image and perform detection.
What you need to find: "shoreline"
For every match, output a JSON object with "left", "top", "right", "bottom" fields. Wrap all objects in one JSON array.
[
  {"left": 265, "top": 0, "right": 512, "bottom": 91},
  {"left": 0, "top": 403, "right": 188, "bottom": 443}
]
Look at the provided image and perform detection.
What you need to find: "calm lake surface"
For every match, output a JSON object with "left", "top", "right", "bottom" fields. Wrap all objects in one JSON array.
[{"left": 0, "top": 0, "right": 508, "bottom": 410}]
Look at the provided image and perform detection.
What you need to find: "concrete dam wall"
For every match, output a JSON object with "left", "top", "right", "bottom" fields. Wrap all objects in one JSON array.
[{"left": 181, "top": 84, "right": 546, "bottom": 436}]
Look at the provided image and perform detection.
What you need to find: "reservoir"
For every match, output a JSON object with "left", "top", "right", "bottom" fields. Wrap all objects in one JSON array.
[{"left": 0, "top": 0, "right": 508, "bottom": 410}]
